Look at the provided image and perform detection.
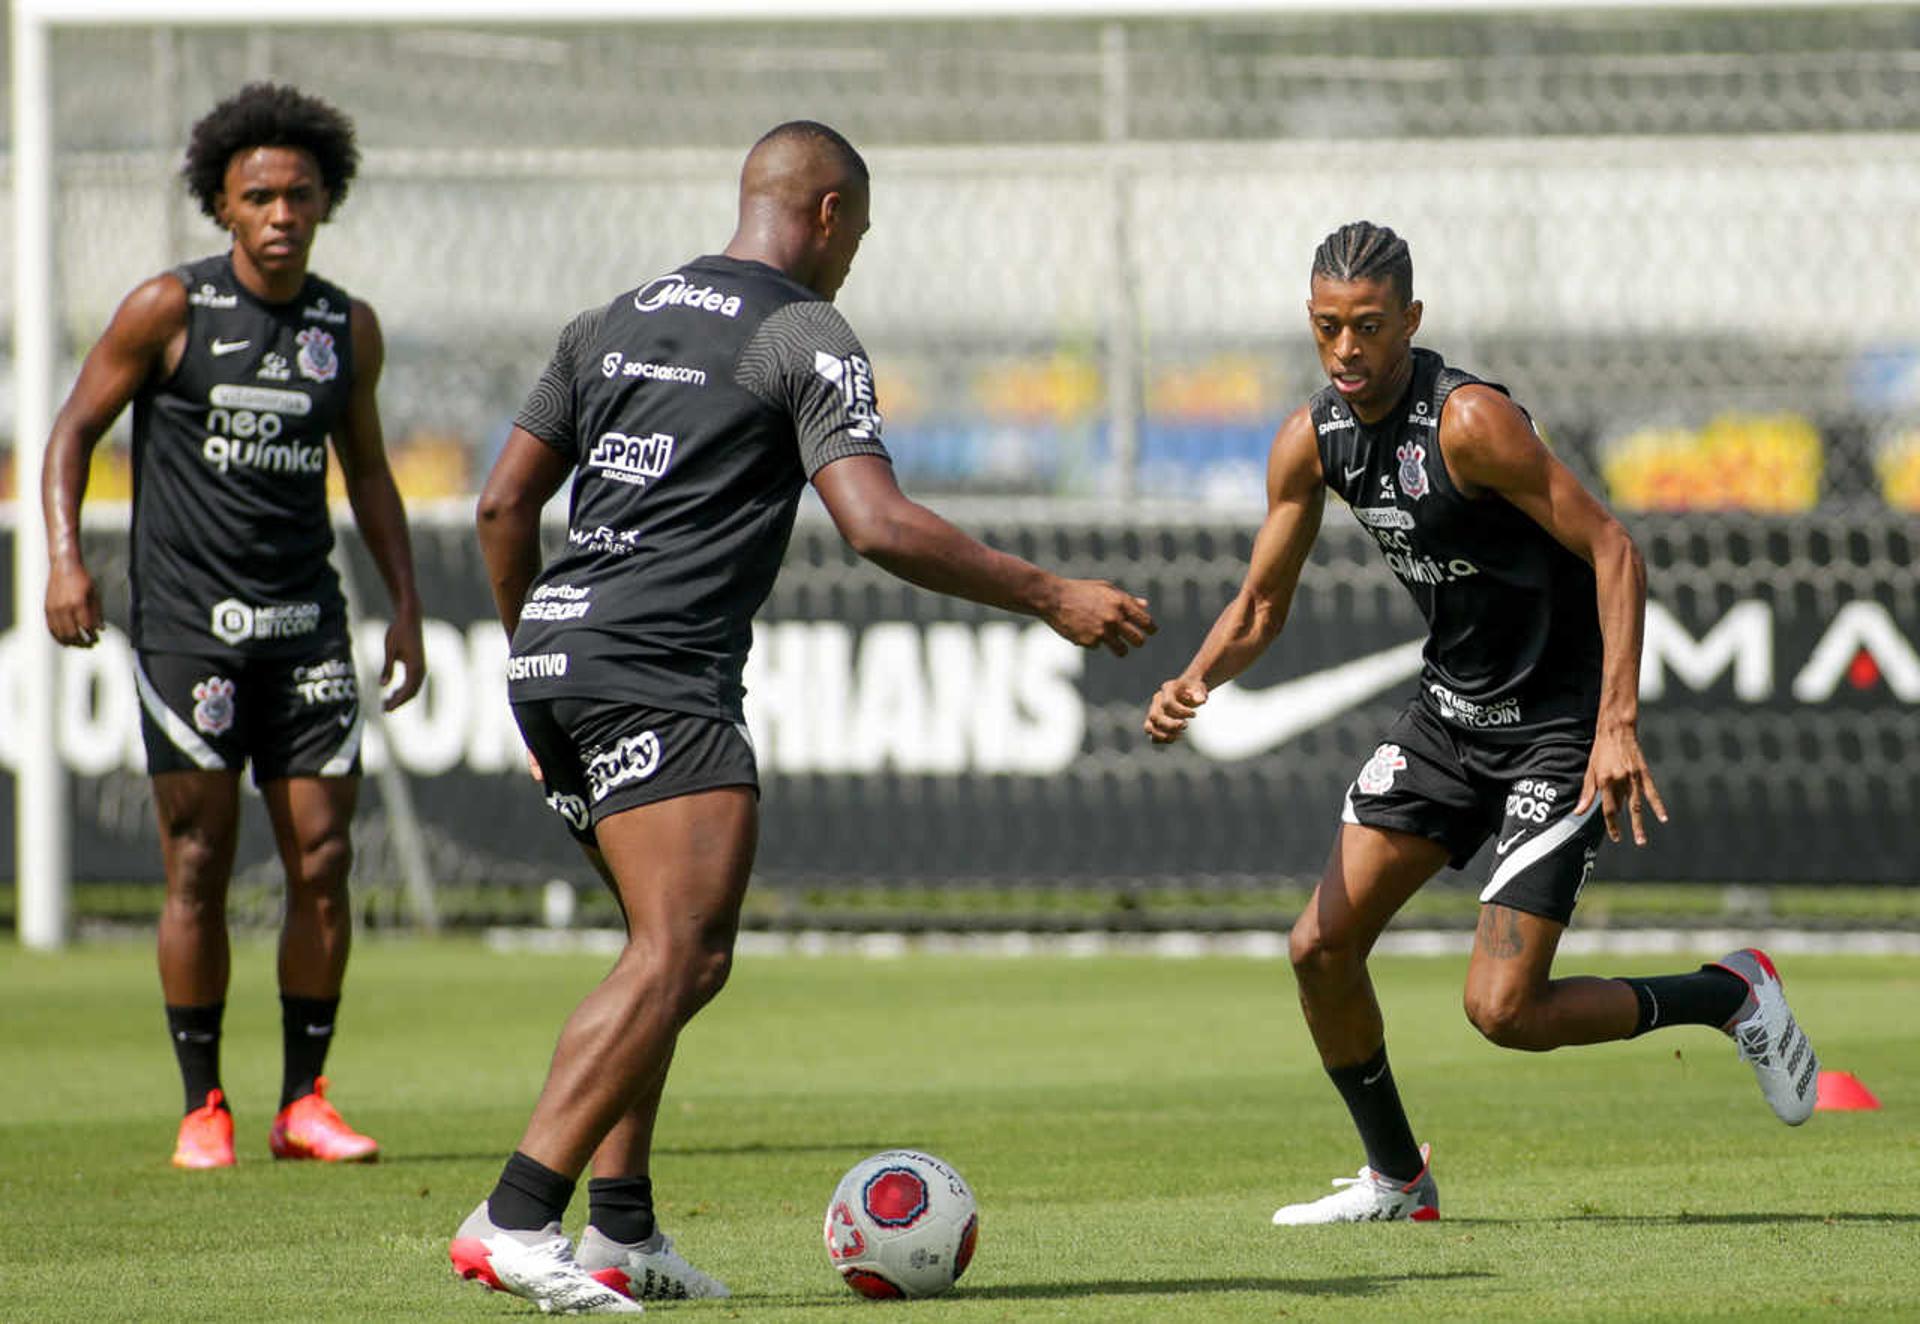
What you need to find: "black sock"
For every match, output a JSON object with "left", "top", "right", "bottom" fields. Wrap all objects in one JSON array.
[
  {"left": 1327, "top": 1044, "right": 1424, "bottom": 1184},
  {"left": 1619, "top": 966, "right": 1749, "bottom": 1037},
  {"left": 280, "top": 994, "right": 340, "bottom": 1108},
  {"left": 488, "top": 1151, "right": 577, "bottom": 1231},
  {"left": 165, "top": 1002, "right": 225, "bottom": 1115},
  {"left": 587, "top": 1175, "right": 657, "bottom": 1244}
]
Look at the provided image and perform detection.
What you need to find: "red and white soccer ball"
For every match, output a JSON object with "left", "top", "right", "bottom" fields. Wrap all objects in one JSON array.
[{"left": 823, "top": 1149, "right": 980, "bottom": 1299}]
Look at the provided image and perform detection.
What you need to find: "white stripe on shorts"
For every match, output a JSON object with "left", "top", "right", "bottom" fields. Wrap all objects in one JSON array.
[
  {"left": 1479, "top": 800, "right": 1600, "bottom": 904},
  {"left": 133, "top": 658, "right": 225, "bottom": 770}
]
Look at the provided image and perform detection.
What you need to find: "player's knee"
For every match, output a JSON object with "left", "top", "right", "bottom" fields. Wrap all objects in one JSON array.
[
  {"left": 681, "top": 943, "right": 734, "bottom": 1018},
  {"left": 163, "top": 831, "right": 231, "bottom": 896},
  {"left": 1289, "top": 917, "right": 1359, "bottom": 984},
  {"left": 620, "top": 932, "right": 734, "bottom": 1026},
  {"left": 1463, "top": 988, "right": 1547, "bottom": 1051},
  {"left": 292, "top": 829, "right": 353, "bottom": 893}
]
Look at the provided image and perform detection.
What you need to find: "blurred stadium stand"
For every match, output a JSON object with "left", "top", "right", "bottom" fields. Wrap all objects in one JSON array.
[{"left": 2, "top": 8, "right": 1917, "bottom": 510}]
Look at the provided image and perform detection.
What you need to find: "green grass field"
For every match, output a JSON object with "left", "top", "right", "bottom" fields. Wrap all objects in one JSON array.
[{"left": 4, "top": 938, "right": 1916, "bottom": 1322}]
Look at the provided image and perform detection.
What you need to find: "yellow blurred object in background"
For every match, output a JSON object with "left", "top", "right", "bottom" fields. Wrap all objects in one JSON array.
[{"left": 1602, "top": 412, "right": 1824, "bottom": 513}]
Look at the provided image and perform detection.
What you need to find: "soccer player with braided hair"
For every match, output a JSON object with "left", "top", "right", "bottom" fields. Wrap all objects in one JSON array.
[
  {"left": 42, "top": 83, "right": 424, "bottom": 1169},
  {"left": 1144, "top": 221, "right": 1821, "bottom": 1224}
]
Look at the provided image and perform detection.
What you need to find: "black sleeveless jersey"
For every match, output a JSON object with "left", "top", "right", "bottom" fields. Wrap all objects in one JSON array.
[
  {"left": 1311, "top": 348, "right": 1602, "bottom": 741},
  {"left": 130, "top": 253, "right": 353, "bottom": 656},
  {"left": 507, "top": 254, "right": 892, "bottom": 722}
]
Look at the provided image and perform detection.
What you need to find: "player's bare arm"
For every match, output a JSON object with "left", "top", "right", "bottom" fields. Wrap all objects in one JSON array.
[
  {"left": 1439, "top": 384, "right": 1668, "bottom": 844},
  {"left": 41, "top": 273, "right": 190, "bottom": 649},
  {"left": 1144, "top": 407, "right": 1326, "bottom": 743},
  {"left": 331, "top": 298, "right": 425, "bottom": 710},
  {"left": 475, "top": 426, "right": 572, "bottom": 637},
  {"left": 811, "top": 454, "right": 1155, "bottom": 656}
]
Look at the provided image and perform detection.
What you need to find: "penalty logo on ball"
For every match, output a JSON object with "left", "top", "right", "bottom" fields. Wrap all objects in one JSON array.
[{"left": 861, "top": 1166, "right": 931, "bottom": 1228}]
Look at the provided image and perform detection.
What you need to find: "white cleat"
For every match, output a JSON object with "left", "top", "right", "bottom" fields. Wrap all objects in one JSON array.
[
  {"left": 449, "top": 1201, "right": 643, "bottom": 1315},
  {"left": 577, "top": 1226, "right": 730, "bottom": 1301},
  {"left": 1713, "top": 948, "right": 1819, "bottom": 1126},
  {"left": 1272, "top": 1143, "right": 1440, "bottom": 1225}
]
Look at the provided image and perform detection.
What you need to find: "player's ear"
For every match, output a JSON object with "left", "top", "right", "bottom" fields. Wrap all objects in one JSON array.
[
  {"left": 1404, "top": 299, "right": 1424, "bottom": 337},
  {"left": 213, "top": 191, "right": 231, "bottom": 230},
  {"left": 817, "top": 189, "right": 843, "bottom": 237}
]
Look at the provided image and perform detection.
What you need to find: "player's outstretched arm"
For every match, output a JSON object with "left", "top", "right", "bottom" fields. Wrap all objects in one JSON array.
[
  {"left": 41, "top": 274, "right": 186, "bottom": 649},
  {"left": 811, "top": 455, "right": 1155, "bottom": 656},
  {"left": 333, "top": 300, "right": 425, "bottom": 710},
  {"left": 1440, "top": 385, "right": 1669, "bottom": 844},
  {"left": 1144, "top": 408, "right": 1325, "bottom": 744}
]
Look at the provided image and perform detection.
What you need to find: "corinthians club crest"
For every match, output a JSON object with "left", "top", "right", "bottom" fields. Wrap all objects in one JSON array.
[
  {"left": 191, "top": 676, "right": 236, "bottom": 736},
  {"left": 1355, "top": 743, "right": 1408, "bottom": 795},
  {"left": 1396, "top": 440, "right": 1430, "bottom": 500},
  {"left": 296, "top": 327, "right": 338, "bottom": 382}
]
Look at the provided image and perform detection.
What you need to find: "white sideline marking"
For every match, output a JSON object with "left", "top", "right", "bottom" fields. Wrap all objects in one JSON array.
[{"left": 484, "top": 927, "right": 1920, "bottom": 959}]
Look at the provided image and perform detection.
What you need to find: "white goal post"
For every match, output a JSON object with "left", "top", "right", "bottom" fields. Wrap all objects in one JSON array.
[{"left": 9, "top": 0, "right": 1904, "bottom": 948}]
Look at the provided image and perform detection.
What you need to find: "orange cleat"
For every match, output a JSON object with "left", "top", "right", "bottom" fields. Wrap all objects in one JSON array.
[
  {"left": 269, "top": 1076, "right": 379, "bottom": 1162},
  {"left": 172, "top": 1089, "right": 236, "bottom": 1169}
]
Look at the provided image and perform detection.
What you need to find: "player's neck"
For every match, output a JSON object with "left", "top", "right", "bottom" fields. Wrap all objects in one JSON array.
[
  {"left": 228, "top": 245, "right": 307, "bottom": 304},
  {"left": 723, "top": 227, "right": 816, "bottom": 293}
]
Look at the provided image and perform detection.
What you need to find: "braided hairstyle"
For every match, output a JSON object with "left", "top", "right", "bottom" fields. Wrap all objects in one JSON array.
[
  {"left": 182, "top": 83, "right": 359, "bottom": 222},
  {"left": 1310, "top": 221, "right": 1413, "bottom": 304}
]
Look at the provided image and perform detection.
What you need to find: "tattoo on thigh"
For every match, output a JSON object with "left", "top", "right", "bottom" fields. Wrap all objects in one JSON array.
[{"left": 1477, "top": 906, "right": 1525, "bottom": 959}]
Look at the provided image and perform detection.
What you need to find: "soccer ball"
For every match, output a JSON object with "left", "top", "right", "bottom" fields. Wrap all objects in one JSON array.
[{"left": 823, "top": 1149, "right": 980, "bottom": 1299}]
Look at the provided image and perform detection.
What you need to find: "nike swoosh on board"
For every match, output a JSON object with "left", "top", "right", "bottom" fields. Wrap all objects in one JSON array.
[{"left": 1188, "top": 638, "right": 1425, "bottom": 762}]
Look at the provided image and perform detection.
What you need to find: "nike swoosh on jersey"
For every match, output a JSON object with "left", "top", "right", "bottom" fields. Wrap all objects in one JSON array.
[
  {"left": 1344, "top": 464, "right": 1366, "bottom": 482},
  {"left": 1495, "top": 831, "right": 1527, "bottom": 855},
  {"left": 210, "top": 338, "right": 250, "bottom": 355},
  {"left": 1188, "top": 638, "right": 1425, "bottom": 762}
]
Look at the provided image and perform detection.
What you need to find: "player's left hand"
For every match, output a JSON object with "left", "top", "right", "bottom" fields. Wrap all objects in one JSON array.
[
  {"left": 1577, "top": 720, "right": 1668, "bottom": 845},
  {"left": 380, "top": 611, "right": 427, "bottom": 711}
]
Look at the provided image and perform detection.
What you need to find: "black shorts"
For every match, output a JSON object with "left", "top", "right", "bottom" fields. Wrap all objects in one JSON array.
[
  {"left": 512, "top": 697, "right": 759, "bottom": 846},
  {"left": 1341, "top": 702, "right": 1603, "bottom": 925},
  {"left": 135, "top": 645, "right": 362, "bottom": 785}
]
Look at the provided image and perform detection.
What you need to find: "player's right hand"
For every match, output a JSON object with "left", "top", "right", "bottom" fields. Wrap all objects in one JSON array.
[
  {"left": 45, "top": 563, "right": 103, "bottom": 648},
  {"left": 1044, "top": 578, "right": 1155, "bottom": 657},
  {"left": 1144, "top": 677, "right": 1209, "bottom": 744}
]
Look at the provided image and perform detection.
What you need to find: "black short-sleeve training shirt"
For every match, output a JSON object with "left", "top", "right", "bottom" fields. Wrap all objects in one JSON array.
[{"left": 507, "top": 254, "right": 892, "bottom": 722}]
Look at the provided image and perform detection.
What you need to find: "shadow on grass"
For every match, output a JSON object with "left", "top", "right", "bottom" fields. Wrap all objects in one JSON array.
[
  {"left": 1453, "top": 1212, "right": 1920, "bottom": 1227},
  {"left": 760, "top": 1269, "right": 1493, "bottom": 1309},
  {"left": 964, "top": 1268, "right": 1494, "bottom": 1302}
]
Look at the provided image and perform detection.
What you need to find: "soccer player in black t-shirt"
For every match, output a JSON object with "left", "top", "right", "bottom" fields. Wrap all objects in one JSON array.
[
  {"left": 41, "top": 85, "right": 424, "bottom": 1170},
  {"left": 453, "top": 122, "right": 1155, "bottom": 1312},
  {"left": 1144, "top": 223, "right": 1819, "bottom": 1224}
]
